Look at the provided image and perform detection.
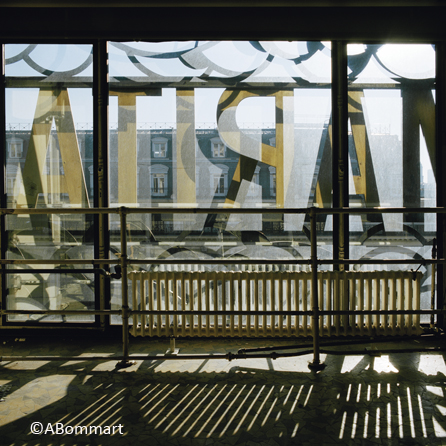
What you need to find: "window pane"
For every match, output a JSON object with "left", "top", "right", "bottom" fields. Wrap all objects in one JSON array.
[
  {"left": 347, "top": 44, "right": 436, "bottom": 323},
  {"left": 108, "top": 41, "right": 331, "bottom": 323},
  {"left": 5, "top": 44, "right": 94, "bottom": 323}
]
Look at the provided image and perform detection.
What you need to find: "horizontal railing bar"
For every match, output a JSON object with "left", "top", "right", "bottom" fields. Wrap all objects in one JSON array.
[
  {"left": 315, "top": 207, "right": 446, "bottom": 215},
  {"left": 5, "top": 309, "right": 441, "bottom": 317},
  {"left": 1, "top": 206, "right": 446, "bottom": 216},
  {"left": 127, "top": 259, "right": 312, "bottom": 265},
  {"left": 0, "top": 326, "right": 105, "bottom": 331},
  {"left": 1, "top": 310, "right": 311, "bottom": 316},
  {"left": 0, "top": 258, "right": 442, "bottom": 266},
  {"left": 1, "top": 310, "right": 122, "bottom": 315},
  {"left": 0, "top": 259, "right": 118, "bottom": 265},
  {"left": 135, "top": 310, "right": 313, "bottom": 316},
  {"left": 4, "top": 309, "right": 445, "bottom": 317},
  {"left": 321, "top": 309, "right": 446, "bottom": 315},
  {"left": 317, "top": 259, "right": 445, "bottom": 265},
  {"left": 126, "top": 259, "right": 444, "bottom": 265},
  {"left": 132, "top": 309, "right": 446, "bottom": 316},
  {"left": 0, "top": 268, "right": 110, "bottom": 275},
  {"left": 1, "top": 259, "right": 442, "bottom": 267},
  {"left": 0, "top": 207, "right": 118, "bottom": 215}
]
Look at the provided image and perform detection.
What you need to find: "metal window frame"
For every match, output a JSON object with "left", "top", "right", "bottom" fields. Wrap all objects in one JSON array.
[{"left": 0, "top": 38, "right": 443, "bottom": 339}]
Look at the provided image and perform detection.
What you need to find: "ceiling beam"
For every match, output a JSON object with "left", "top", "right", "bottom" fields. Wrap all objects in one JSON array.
[{"left": 1, "top": 6, "right": 445, "bottom": 41}]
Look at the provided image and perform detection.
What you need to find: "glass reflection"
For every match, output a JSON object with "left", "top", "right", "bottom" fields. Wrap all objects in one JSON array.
[
  {"left": 347, "top": 44, "right": 436, "bottom": 323},
  {"left": 5, "top": 44, "right": 94, "bottom": 323},
  {"left": 108, "top": 41, "right": 332, "bottom": 323}
]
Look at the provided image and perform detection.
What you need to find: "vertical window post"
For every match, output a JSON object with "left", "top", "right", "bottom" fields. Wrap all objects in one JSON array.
[
  {"left": 436, "top": 42, "right": 446, "bottom": 329},
  {"left": 93, "top": 40, "right": 110, "bottom": 329},
  {"left": 0, "top": 43, "right": 5, "bottom": 326},
  {"left": 331, "top": 41, "right": 349, "bottom": 271}
]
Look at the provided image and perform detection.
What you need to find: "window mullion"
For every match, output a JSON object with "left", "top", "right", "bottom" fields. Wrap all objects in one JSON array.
[
  {"left": 331, "top": 41, "right": 349, "bottom": 271},
  {"left": 93, "top": 40, "right": 110, "bottom": 329},
  {"left": 436, "top": 42, "right": 446, "bottom": 329},
  {"left": 0, "top": 43, "right": 5, "bottom": 327}
]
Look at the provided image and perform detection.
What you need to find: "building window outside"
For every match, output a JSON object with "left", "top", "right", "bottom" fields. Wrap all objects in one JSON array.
[
  {"left": 137, "top": 165, "right": 142, "bottom": 198},
  {"left": 269, "top": 166, "right": 276, "bottom": 197},
  {"left": 211, "top": 138, "right": 225, "bottom": 158},
  {"left": 152, "top": 137, "right": 168, "bottom": 158},
  {"left": 8, "top": 138, "right": 23, "bottom": 159},
  {"left": 214, "top": 174, "right": 226, "bottom": 195},
  {"left": 151, "top": 165, "right": 169, "bottom": 196},
  {"left": 88, "top": 165, "right": 94, "bottom": 194},
  {"left": 210, "top": 164, "right": 229, "bottom": 197},
  {"left": 152, "top": 174, "right": 166, "bottom": 195}
]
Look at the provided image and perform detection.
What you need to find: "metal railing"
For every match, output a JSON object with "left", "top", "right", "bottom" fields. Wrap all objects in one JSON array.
[{"left": 1, "top": 205, "right": 446, "bottom": 370}]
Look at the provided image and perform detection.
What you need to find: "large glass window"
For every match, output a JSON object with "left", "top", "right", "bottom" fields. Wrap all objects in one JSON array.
[
  {"left": 108, "top": 41, "right": 332, "bottom": 322},
  {"left": 5, "top": 44, "right": 94, "bottom": 323},
  {"left": 2, "top": 41, "right": 439, "bottom": 329},
  {"left": 347, "top": 44, "right": 436, "bottom": 322}
]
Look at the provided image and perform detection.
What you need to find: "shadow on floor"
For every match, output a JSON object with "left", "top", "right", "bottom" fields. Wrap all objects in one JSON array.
[{"left": 0, "top": 338, "right": 446, "bottom": 445}]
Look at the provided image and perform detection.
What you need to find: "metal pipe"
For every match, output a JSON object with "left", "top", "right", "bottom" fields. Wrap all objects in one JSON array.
[
  {"left": 432, "top": 263, "right": 437, "bottom": 328},
  {"left": 118, "top": 207, "right": 132, "bottom": 368},
  {"left": 309, "top": 208, "right": 324, "bottom": 371},
  {"left": 431, "top": 238, "right": 437, "bottom": 328},
  {"left": 238, "top": 335, "right": 439, "bottom": 353},
  {"left": 0, "top": 351, "right": 315, "bottom": 363},
  {"left": 2, "top": 346, "right": 446, "bottom": 365},
  {"left": 319, "top": 347, "right": 446, "bottom": 356}
]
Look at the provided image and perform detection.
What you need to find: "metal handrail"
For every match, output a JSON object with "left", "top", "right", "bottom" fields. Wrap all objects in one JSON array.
[
  {"left": 1, "top": 205, "right": 446, "bottom": 215},
  {"left": 1, "top": 205, "right": 444, "bottom": 369}
]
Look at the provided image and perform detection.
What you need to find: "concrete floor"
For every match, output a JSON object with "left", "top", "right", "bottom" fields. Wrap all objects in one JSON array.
[{"left": 1, "top": 335, "right": 446, "bottom": 446}]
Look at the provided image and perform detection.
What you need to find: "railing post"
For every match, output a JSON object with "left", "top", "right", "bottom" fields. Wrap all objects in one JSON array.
[
  {"left": 117, "top": 206, "right": 134, "bottom": 368},
  {"left": 431, "top": 238, "right": 437, "bottom": 328},
  {"left": 308, "top": 207, "right": 325, "bottom": 372},
  {"left": 0, "top": 44, "right": 5, "bottom": 328}
]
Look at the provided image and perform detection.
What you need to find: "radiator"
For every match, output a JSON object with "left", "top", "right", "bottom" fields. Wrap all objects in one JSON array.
[{"left": 129, "top": 270, "right": 422, "bottom": 337}]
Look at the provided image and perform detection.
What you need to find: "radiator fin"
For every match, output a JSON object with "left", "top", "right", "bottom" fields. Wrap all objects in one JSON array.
[{"left": 130, "top": 270, "right": 423, "bottom": 337}]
